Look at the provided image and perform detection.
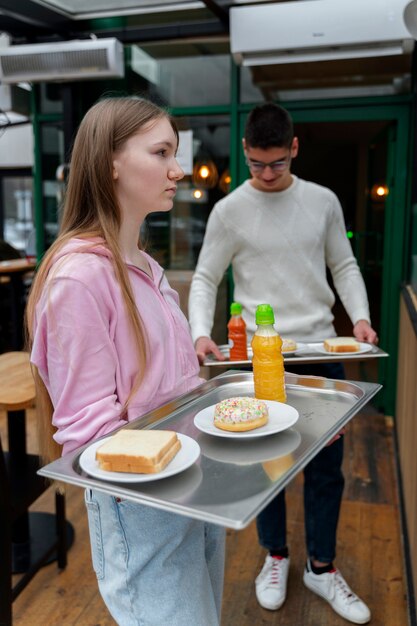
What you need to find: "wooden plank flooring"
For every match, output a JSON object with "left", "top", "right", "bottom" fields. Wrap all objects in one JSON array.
[{"left": 1, "top": 405, "right": 409, "bottom": 626}]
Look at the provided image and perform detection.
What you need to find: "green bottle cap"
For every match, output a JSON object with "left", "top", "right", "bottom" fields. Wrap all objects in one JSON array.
[
  {"left": 255, "top": 303, "right": 275, "bottom": 325},
  {"left": 230, "top": 302, "right": 242, "bottom": 315}
]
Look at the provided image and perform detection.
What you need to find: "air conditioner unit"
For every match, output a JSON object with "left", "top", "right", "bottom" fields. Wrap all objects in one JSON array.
[
  {"left": 230, "top": 0, "right": 414, "bottom": 66},
  {"left": 404, "top": 0, "right": 417, "bottom": 37},
  {"left": 0, "top": 38, "right": 125, "bottom": 84}
]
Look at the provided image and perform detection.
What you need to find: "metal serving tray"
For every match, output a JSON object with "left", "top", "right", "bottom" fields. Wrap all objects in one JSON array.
[
  {"left": 203, "top": 343, "right": 388, "bottom": 368},
  {"left": 39, "top": 371, "right": 381, "bottom": 530}
]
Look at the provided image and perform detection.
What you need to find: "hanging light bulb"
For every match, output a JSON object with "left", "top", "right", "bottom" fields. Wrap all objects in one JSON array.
[
  {"left": 370, "top": 183, "right": 389, "bottom": 202},
  {"left": 192, "top": 159, "right": 219, "bottom": 189},
  {"left": 219, "top": 169, "right": 232, "bottom": 194}
]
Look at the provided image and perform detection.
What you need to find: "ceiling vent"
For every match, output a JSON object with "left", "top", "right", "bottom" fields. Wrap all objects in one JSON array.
[
  {"left": 230, "top": 0, "right": 414, "bottom": 66},
  {"left": 0, "top": 38, "right": 124, "bottom": 84}
]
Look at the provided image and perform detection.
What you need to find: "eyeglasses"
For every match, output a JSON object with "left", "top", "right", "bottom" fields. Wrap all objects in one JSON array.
[{"left": 245, "top": 154, "right": 291, "bottom": 173}]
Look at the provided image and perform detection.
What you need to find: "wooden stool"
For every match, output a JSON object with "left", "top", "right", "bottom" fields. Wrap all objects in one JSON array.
[{"left": 0, "top": 352, "right": 73, "bottom": 626}]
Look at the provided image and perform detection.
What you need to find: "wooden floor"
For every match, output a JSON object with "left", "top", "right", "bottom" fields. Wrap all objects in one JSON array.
[{"left": 1, "top": 401, "right": 410, "bottom": 626}]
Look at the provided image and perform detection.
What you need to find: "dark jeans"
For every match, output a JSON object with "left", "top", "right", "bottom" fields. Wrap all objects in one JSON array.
[{"left": 256, "top": 362, "right": 345, "bottom": 563}]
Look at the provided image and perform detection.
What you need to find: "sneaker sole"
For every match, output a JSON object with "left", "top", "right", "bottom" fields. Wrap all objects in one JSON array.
[
  {"left": 303, "top": 576, "right": 371, "bottom": 625},
  {"left": 255, "top": 592, "right": 286, "bottom": 611}
]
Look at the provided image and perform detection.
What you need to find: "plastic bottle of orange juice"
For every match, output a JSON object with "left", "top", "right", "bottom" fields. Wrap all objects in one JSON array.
[
  {"left": 251, "top": 303, "right": 286, "bottom": 402},
  {"left": 228, "top": 302, "right": 248, "bottom": 361}
]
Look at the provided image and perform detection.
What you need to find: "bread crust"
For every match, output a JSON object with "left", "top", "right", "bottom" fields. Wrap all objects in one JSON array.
[
  {"left": 98, "top": 439, "right": 181, "bottom": 473},
  {"left": 323, "top": 337, "right": 360, "bottom": 353},
  {"left": 95, "top": 430, "right": 181, "bottom": 473},
  {"left": 214, "top": 415, "right": 268, "bottom": 432}
]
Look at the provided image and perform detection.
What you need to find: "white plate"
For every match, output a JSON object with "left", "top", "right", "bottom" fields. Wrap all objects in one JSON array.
[
  {"left": 229, "top": 342, "right": 305, "bottom": 357},
  {"left": 78, "top": 433, "right": 200, "bottom": 483},
  {"left": 286, "top": 342, "right": 308, "bottom": 356},
  {"left": 205, "top": 342, "right": 307, "bottom": 364},
  {"left": 193, "top": 400, "right": 299, "bottom": 439},
  {"left": 311, "top": 341, "right": 374, "bottom": 356}
]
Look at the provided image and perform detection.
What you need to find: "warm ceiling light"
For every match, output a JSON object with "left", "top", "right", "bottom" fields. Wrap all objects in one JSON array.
[
  {"left": 193, "top": 189, "right": 203, "bottom": 199},
  {"left": 192, "top": 159, "right": 219, "bottom": 189},
  {"left": 219, "top": 169, "right": 231, "bottom": 194},
  {"left": 200, "top": 166, "right": 210, "bottom": 178},
  {"left": 371, "top": 183, "right": 389, "bottom": 202}
]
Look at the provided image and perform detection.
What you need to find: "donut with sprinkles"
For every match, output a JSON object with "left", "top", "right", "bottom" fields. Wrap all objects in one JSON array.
[{"left": 214, "top": 396, "right": 269, "bottom": 432}]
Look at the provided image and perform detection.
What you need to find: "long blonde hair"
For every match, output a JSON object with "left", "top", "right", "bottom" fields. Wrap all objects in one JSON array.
[{"left": 26, "top": 96, "right": 179, "bottom": 463}]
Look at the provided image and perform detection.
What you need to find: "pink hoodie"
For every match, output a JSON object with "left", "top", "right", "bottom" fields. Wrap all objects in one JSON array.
[{"left": 31, "top": 238, "right": 203, "bottom": 455}]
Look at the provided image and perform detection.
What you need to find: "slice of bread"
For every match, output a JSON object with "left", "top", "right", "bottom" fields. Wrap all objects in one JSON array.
[
  {"left": 323, "top": 337, "right": 360, "bottom": 353},
  {"left": 95, "top": 430, "right": 181, "bottom": 474}
]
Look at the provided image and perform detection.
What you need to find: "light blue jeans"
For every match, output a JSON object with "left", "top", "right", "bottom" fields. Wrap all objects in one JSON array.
[{"left": 85, "top": 489, "right": 225, "bottom": 626}]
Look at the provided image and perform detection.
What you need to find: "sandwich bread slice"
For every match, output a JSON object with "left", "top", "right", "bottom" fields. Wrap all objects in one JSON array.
[
  {"left": 323, "top": 337, "right": 360, "bottom": 353},
  {"left": 95, "top": 430, "right": 181, "bottom": 474}
]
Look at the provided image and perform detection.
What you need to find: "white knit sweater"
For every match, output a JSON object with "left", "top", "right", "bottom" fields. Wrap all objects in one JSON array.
[{"left": 188, "top": 176, "right": 371, "bottom": 343}]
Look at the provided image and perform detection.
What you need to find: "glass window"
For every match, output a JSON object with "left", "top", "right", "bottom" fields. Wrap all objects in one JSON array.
[
  {"left": 1, "top": 175, "right": 34, "bottom": 254},
  {"left": 39, "top": 83, "right": 64, "bottom": 115},
  {"left": 240, "top": 65, "right": 264, "bottom": 104},
  {"left": 143, "top": 114, "right": 230, "bottom": 270},
  {"left": 131, "top": 41, "right": 230, "bottom": 107},
  {"left": 39, "top": 122, "right": 65, "bottom": 249}
]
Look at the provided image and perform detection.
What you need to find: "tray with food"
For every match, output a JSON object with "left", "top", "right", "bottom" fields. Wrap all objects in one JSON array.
[
  {"left": 38, "top": 370, "right": 381, "bottom": 530},
  {"left": 203, "top": 337, "right": 388, "bottom": 367}
]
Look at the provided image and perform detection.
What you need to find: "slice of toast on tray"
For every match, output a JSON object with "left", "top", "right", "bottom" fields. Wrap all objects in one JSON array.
[
  {"left": 95, "top": 430, "right": 181, "bottom": 473},
  {"left": 323, "top": 337, "right": 360, "bottom": 353}
]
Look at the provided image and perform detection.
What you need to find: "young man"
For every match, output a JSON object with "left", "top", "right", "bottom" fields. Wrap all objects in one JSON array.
[{"left": 188, "top": 103, "right": 377, "bottom": 624}]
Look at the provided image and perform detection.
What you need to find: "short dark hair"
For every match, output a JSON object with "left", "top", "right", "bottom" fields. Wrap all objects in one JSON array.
[{"left": 244, "top": 103, "right": 294, "bottom": 149}]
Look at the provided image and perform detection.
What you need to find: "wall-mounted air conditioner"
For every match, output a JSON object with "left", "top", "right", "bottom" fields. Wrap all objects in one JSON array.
[
  {"left": 230, "top": 0, "right": 414, "bottom": 66},
  {"left": 0, "top": 38, "right": 124, "bottom": 84},
  {"left": 404, "top": 0, "right": 417, "bottom": 37}
]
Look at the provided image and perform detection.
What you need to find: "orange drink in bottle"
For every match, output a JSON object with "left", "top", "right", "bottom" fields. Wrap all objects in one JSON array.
[
  {"left": 228, "top": 302, "right": 248, "bottom": 361},
  {"left": 251, "top": 304, "right": 286, "bottom": 402}
]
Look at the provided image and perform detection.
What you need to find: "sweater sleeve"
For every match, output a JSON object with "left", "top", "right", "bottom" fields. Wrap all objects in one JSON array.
[
  {"left": 31, "top": 277, "right": 128, "bottom": 455},
  {"left": 325, "top": 194, "right": 371, "bottom": 326},
  {"left": 188, "top": 207, "right": 234, "bottom": 343}
]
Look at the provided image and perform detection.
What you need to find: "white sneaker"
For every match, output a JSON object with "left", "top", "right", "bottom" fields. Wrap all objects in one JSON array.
[
  {"left": 303, "top": 561, "right": 371, "bottom": 624},
  {"left": 255, "top": 555, "right": 290, "bottom": 610}
]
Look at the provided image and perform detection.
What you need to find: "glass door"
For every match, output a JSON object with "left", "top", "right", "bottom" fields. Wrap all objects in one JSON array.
[
  {"left": 0, "top": 168, "right": 33, "bottom": 257},
  {"left": 237, "top": 99, "right": 411, "bottom": 415}
]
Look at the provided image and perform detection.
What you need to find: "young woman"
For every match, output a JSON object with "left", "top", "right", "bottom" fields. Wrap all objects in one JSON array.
[{"left": 26, "top": 96, "right": 225, "bottom": 625}]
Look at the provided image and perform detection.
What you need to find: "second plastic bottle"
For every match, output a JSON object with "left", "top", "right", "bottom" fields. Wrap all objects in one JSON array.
[
  {"left": 251, "top": 303, "right": 286, "bottom": 403},
  {"left": 228, "top": 301, "right": 248, "bottom": 361}
]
